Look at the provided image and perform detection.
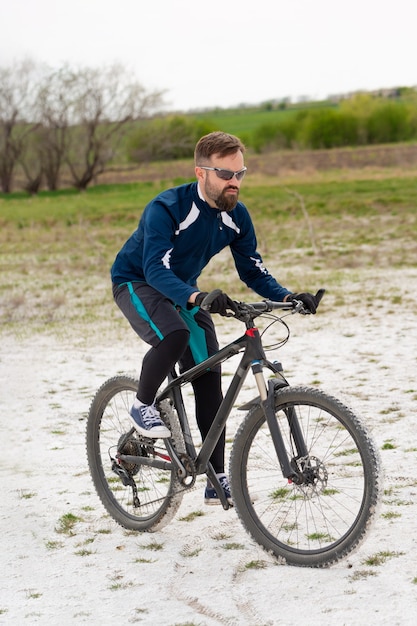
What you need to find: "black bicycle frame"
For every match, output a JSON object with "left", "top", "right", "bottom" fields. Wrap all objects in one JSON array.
[
  {"left": 118, "top": 322, "right": 310, "bottom": 487},
  {"left": 156, "top": 325, "right": 304, "bottom": 481}
]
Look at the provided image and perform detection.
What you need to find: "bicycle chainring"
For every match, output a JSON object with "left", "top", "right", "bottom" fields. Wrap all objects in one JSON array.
[{"left": 177, "top": 454, "right": 196, "bottom": 488}]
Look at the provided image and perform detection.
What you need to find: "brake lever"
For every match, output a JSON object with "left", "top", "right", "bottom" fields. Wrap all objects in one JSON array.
[
  {"left": 293, "top": 288, "right": 326, "bottom": 315},
  {"left": 291, "top": 299, "right": 310, "bottom": 315},
  {"left": 200, "top": 289, "right": 223, "bottom": 311}
]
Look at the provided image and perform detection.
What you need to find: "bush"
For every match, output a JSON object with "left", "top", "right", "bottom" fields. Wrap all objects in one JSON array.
[
  {"left": 251, "top": 116, "right": 301, "bottom": 153},
  {"left": 127, "top": 115, "right": 216, "bottom": 163},
  {"left": 251, "top": 95, "right": 417, "bottom": 153},
  {"left": 366, "top": 102, "right": 414, "bottom": 144},
  {"left": 299, "top": 109, "right": 360, "bottom": 149},
  {"left": 251, "top": 111, "right": 313, "bottom": 153}
]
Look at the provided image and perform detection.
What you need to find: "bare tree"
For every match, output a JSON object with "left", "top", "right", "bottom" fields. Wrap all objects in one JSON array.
[
  {"left": 0, "top": 60, "right": 41, "bottom": 192},
  {"left": 0, "top": 61, "right": 166, "bottom": 193},
  {"left": 63, "top": 64, "right": 165, "bottom": 190},
  {"left": 36, "top": 67, "right": 73, "bottom": 190},
  {"left": 18, "top": 126, "right": 44, "bottom": 194}
]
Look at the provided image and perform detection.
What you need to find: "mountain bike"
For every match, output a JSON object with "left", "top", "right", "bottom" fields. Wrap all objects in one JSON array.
[{"left": 86, "top": 289, "right": 381, "bottom": 567}]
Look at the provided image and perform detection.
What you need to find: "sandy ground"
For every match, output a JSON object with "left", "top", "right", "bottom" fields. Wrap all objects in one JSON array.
[{"left": 1, "top": 268, "right": 417, "bottom": 625}]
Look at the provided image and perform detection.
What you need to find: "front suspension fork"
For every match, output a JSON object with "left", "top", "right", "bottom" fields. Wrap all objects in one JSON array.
[{"left": 256, "top": 373, "right": 307, "bottom": 484}]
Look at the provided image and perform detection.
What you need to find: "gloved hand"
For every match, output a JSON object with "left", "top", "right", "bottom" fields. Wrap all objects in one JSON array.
[
  {"left": 286, "top": 289, "right": 325, "bottom": 314},
  {"left": 195, "top": 291, "right": 237, "bottom": 316}
]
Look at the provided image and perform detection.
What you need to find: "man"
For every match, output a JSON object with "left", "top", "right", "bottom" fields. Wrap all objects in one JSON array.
[{"left": 111, "top": 131, "right": 321, "bottom": 505}]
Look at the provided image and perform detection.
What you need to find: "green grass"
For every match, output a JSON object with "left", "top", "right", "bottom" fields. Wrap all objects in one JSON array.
[
  {"left": 363, "top": 551, "right": 404, "bottom": 566},
  {"left": 1, "top": 166, "right": 416, "bottom": 333},
  {"left": 55, "top": 512, "right": 83, "bottom": 535},
  {"left": 190, "top": 101, "right": 334, "bottom": 136},
  {"left": 0, "top": 181, "right": 164, "bottom": 226},
  {"left": 244, "top": 560, "right": 268, "bottom": 570},
  {"left": 192, "top": 106, "right": 299, "bottom": 136},
  {"left": 2, "top": 175, "right": 416, "bottom": 260}
]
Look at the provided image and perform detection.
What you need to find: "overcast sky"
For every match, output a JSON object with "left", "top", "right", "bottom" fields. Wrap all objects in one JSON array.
[{"left": 1, "top": 0, "right": 415, "bottom": 112}]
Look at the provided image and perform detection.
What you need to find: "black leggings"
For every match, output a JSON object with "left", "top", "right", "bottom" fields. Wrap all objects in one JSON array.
[
  {"left": 191, "top": 370, "right": 224, "bottom": 474},
  {"left": 138, "top": 329, "right": 225, "bottom": 474},
  {"left": 137, "top": 329, "right": 189, "bottom": 405}
]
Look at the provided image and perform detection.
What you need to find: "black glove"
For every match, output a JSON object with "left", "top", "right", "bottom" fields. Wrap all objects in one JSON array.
[
  {"left": 287, "top": 289, "right": 325, "bottom": 314},
  {"left": 195, "top": 291, "right": 237, "bottom": 316}
]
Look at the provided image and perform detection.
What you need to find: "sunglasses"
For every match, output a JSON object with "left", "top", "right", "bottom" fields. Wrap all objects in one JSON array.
[{"left": 199, "top": 166, "right": 247, "bottom": 181}]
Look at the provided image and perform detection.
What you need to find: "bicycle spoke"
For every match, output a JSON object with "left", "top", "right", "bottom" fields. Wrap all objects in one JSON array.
[
  {"left": 230, "top": 386, "right": 381, "bottom": 567},
  {"left": 87, "top": 377, "right": 185, "bottom": 532}
]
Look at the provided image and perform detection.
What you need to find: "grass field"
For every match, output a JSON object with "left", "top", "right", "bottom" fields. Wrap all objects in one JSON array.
[
  {"left": 190, "top": 101, "right": 335, "bottom": 136},
  {"left": 1, "top": 156, "right": 416, "bottom": 333},
  {"left": 191, "top": 106, "right": 299, "bottom": 136}
]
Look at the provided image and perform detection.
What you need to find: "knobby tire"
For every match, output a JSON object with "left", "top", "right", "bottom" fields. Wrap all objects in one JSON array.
[
  {"left": 86, "top": 376, "right": 185, "bottom": 532},
  {"left": 230, "top": 386, "right": 382, "bottom": 567}
]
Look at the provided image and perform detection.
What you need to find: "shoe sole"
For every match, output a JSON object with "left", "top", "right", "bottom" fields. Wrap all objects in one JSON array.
[
  {"left": 128, "top": 415, "right": 170, "bottom": 439},
  {"left": 204, "top": 498, "right": 233, "bottom": 506}
]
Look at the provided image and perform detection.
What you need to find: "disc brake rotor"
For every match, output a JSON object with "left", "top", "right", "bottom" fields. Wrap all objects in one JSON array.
[{"left": 295, "top": 455, "right": 328, "bottom": 498}]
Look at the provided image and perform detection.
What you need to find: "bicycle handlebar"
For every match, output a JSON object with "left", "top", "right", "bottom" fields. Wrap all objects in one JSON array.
[
  {"left": 201, "top": 289, "right": 325, "bottom": 322},
  {"left": 200, "top": 288, "right": 325, "bottom": 321},
  {"left": 234, "top": 299, "right": 297, "bottom": 322}
]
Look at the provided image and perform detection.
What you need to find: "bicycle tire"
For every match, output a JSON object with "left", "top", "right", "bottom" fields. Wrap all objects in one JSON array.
[
  {"left": 86, "top": 375, "right": 186, "bottom": 532},
  {"left": 230, "top": 385, "right": 382, "bottom": 567}
]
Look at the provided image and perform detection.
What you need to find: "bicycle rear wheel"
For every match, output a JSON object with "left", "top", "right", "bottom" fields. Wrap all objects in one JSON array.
[
  {"left": 86, "top": 375, "right": 185, "bottom": 532},
  {"left": 230, "top": 385, "right": 381, "bottom": 567}
]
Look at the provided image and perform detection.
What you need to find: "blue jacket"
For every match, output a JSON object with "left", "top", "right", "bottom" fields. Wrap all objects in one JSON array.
[{"left": 111, "top": 182, "right": 291, "bottom": 309}]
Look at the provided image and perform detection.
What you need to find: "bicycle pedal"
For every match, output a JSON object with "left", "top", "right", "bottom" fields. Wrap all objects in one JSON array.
[{"left": 111, "top": 460, "right": 134, "bottom": 487}]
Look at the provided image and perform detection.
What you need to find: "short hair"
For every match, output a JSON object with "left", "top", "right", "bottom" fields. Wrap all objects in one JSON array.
[{"left": 194, "top": 131, "right": 245, "bottom": 164}]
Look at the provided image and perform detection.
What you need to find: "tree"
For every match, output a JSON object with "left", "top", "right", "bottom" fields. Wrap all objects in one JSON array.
[
  {"left": 126, "top": 115, "right": 215, "bottom": 163},
  {"left": 18, "top": 126, "right": 45, "bottom": 194},
  {"left": 62, "top": 64, "right": 165, "bottom": 189},
  {"left": 35, "top": 67, "right": 74, "bottom": 191},
  {"left": 0, "top": 60, "right": 41, "bottom": 192},
  {"left": 0, "top": 60, "right": 166, "bottom": 193}
]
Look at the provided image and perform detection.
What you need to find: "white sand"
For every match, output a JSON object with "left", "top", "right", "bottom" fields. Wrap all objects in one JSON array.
[{"left": 2, "top": 268, "right": 417, "bottom": 625}]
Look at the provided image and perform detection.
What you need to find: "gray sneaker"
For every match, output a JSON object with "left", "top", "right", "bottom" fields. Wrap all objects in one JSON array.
[{"left": 129, "top": 403, "right": 170, "bottom": 438}]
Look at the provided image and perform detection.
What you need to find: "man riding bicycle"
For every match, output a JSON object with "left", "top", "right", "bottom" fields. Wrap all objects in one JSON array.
[{"left": 111, "top": 131, "right": 321, "bottom": 505}]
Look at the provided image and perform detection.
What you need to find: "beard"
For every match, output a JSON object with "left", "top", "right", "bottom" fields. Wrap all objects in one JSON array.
[
  {"left": 204, "top": 181, "right": 240, "bottom": 212},
  {"left": 215, "top": 187, "right": 239, "bottom": 212}
]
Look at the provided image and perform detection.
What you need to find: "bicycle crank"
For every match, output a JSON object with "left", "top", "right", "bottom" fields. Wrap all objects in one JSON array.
[{"left": 176, "top": 454, "right": 196, "bottom": 488}]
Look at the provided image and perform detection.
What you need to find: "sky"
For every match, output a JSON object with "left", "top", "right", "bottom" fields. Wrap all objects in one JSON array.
[{"left": 1, "top": 0, "right": 416, "bottom": 113}]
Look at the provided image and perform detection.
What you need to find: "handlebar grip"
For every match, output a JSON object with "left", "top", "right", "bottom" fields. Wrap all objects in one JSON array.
[
  {"left": 293, "top": 288, "right": 326, "bottom": 315},
  {"left": 200, "top": 289, "right": 223, "bottom": 311}
]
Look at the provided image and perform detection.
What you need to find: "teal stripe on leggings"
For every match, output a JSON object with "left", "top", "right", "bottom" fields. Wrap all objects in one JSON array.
[
  {"left": 127, "top": 282, "right": 164, "bottom": 341},
  {"left": 178, "top": 306, "right": 208, "bottom": 365}
]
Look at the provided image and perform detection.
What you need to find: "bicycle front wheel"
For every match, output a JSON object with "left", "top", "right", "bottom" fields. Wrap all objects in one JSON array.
[
  {"left": 230, "top": 386, "right": 382, "bottom": 567},
  {"left": 86, "top": 376, "right": 186, "bottom": 532}
]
